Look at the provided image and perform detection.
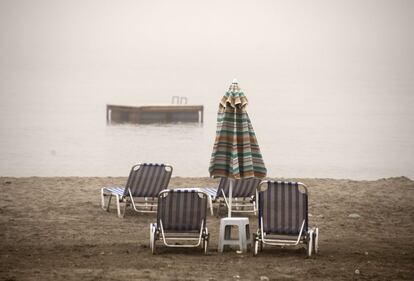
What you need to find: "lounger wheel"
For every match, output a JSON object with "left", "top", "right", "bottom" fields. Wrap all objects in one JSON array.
[
  {"left": 253, "top": 239, "right": 259, "bottom": 256},
  {"left": 313, "top": 227, "right": 319, "bottom": 254},
  {"left": 203, "top": 238, "right": 209, "bottom": 254},
  {"left": 306, "top": 231, "right": 313, "bottom": 257},
  {"left": 150, "top": 223, "right": 157, "bottom": 254},
  {"left": 202, "top": 228, "right": 209, "bottom": 254},
  {"left": 253, "top": 234, "right": 261, "bottom": 256},
  {"left": 149, "top": 224, "right": 154, "bottom": 252}
]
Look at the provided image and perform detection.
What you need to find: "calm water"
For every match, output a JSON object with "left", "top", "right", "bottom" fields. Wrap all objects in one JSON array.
[{"left": 0, "top": 73, "right": 412, "bottom": 180}]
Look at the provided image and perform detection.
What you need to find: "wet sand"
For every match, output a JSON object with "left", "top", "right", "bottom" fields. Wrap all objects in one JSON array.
[{"left": 0, "top": 176, "right": 413, "bottom": 280}]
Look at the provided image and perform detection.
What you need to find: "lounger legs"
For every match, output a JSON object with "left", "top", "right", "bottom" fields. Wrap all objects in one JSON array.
[
  {"left": 101, "top": 188, "right": 125, "bottom": 217},
  {"left": 253, "top": 236, "right": 259, "bottom": 256},
  {"left": 216, "top": 202, "right": 222, "bottom": 217},
  {"left": 150, "top": 224, "right": 209, "bottom": 254},
  {"left": 102, "top": 191, "right": 159, "bottom": 218},
  {"left": 306, "top": 229, "right": 314, "bottom": 257},
  {"left": 313, "top": 227, "right": 319, "bottom": 254},
  {"left": 114, "top": 194, "right": 128, "bottom": 218},
  {"left": 101, "top": 188, "right": 106, "bottom": 209},
  {"left": 208, "top": 196, "right": 214, "bottom": 216},
  {"left": 218, "top": 197, "right": 257, "bottom": 217},
  {"left": 150, "top": 223, "right": 157, "bottom": 254},
  {"left": 202, "top": 228, "right": 209, "bottom": 254},
  {"left": 253, "top": 230, "right": 262, "bottom": 256},
  {"left": 101, "top": 189, "right": 114, "bottom": 212},
  {"left": 253, "top": 228, "right": 318, "bottom": 258}
]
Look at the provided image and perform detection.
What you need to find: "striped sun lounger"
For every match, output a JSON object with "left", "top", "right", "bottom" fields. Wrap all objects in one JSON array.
[
  {"left": 215, "top": 177, "right": 261, "bottom": 216},
  {"left": 186, "top": 178, "right": 261, "bottom": 216},
  {"left": 171, "top": 187, "right": 217, "bottom": 215},
  {"left": 253, "top": 180, "right": 319, "bottom": 257},
  {"left": 101, "top": 163, "right": 173, "bottom": 218},
  {"left": 150, "top": 189, "right": 209, "bottom": 254}
]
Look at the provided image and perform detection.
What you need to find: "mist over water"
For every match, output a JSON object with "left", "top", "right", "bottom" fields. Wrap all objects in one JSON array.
[{"left": 0, "top": 0, "right": 413, "bottom": 179}]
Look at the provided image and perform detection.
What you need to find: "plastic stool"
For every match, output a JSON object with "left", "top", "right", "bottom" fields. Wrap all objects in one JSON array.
[{"left": 218, "top": 217, "right": 251, "bottom": 253}]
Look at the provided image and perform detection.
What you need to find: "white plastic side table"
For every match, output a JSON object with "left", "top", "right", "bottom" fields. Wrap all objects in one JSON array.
[{"left": 218, "top": 217, "right": 251, "bottom": 253}]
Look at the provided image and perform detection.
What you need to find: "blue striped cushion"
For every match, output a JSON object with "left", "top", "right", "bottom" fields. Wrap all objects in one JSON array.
[
  {"left": 103, "top": 186, "right": 125, "bottom": 197},
  {"left": 171, "top": 187, "right": 218, "bottom": 200}
]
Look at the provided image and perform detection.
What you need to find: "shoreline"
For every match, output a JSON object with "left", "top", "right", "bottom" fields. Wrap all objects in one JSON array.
[{"left": 1, "top": 175, "right": 412, "bottom": 181}]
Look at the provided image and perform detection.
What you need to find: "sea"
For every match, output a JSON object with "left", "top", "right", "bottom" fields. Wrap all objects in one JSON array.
[{"left": 0, "top": 69, "right": 413, "bottom": 180}]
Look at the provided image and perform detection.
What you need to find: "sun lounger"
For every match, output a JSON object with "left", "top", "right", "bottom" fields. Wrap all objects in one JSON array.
[
  {"left": 150, "top": 189, "right": 209, "bottom": 254},
  {"left": 101, "top": 163, "right": 173, "bottom": 218},
  {"left": 253, "top": 181, "right": 319, "bottom": 257},
  {"left": 170, "top": 187, "right": 216, "bottom": 215},
  {"left": 215, "top": 177, "right": 261, "bottom": 216}
]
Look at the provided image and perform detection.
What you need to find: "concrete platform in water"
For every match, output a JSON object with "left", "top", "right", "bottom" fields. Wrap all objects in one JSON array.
[{"left": 106, "top": 104, "right": 204, "bottom": 124}]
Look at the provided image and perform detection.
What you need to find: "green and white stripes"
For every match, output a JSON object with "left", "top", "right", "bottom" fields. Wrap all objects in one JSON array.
[{"left": 209, "top": 86, "right": 267, "bottom": 179}]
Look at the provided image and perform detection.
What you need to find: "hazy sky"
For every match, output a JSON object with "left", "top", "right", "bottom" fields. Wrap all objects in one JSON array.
[{"left": 1, "top": 0, "right": 413, "bottom": 96}]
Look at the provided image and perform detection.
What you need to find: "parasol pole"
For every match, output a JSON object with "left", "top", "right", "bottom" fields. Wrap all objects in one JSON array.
[
  {"left": 228, "top": 178, "right": 234, "bottom": 217},
  {"left": 228, "top": 78, "right": 238, "bottom": 218}
]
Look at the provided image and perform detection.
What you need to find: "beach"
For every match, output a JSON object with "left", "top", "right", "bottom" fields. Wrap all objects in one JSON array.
[{"left": 0, "top": 176, "right": 413, "bottom": 281}]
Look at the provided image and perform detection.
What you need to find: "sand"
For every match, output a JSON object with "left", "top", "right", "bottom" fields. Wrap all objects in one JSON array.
[{"left": 0, "top": 176, "right": 413, "bottom": 281}]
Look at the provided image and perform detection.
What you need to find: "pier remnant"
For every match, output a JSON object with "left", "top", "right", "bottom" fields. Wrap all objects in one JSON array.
[{"left": 106, "top": 104, "right": 204, "bottom": 124}]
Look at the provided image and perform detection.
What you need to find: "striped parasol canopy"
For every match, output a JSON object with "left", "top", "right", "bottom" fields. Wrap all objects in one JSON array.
[{"left": 209, "top": 79, "right": 267, "bottom": 180}]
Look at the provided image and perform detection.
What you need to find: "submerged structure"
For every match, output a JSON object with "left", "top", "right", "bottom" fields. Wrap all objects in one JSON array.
[{"left": 106, "top": 104, "right": 204, "bottom": 124}]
